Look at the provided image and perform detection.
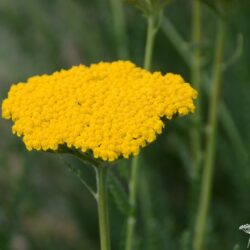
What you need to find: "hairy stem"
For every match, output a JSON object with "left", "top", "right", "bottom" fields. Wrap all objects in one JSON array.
[
  {"left": 193, "top": 18, "right": 226, "bottom": 250},
  {"left": 96, "top": 166, "right": 111, "bottom": 250}
]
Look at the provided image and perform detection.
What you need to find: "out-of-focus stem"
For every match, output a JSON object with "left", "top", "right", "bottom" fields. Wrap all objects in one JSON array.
[
  {"left": 161, "top": 17, "right": 191, "bottom": 66},
  {"left": 125, "top": 7, "right": 157, "bottom": 250},
  {"left": 144, "top": 16, "right": 156, "bottom": 70},
  {"left": 193, "top": 18, "right": 226, "bottom": 250},
  {"left": 191, "top": 0, "right": 202, "bottom": 171},
  {"left": 161, "top": 18, "right": 247, "bottom": 169},
  {"left": 125, "top": 156, "right": 139, "bottom": 250},
  {"left": 96, "top": 166, "right": 111, "bottom": 250},
  {"left": 109, "top": 0, "right": 129, "bottom": 59}
]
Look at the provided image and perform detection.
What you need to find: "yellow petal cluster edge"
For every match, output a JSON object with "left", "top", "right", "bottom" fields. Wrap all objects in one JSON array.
[{"left": 1, "top": 61, "right": 197, "bottom": 162}]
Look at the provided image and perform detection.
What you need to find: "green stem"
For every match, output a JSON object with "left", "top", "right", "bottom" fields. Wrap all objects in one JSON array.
[
  {"left": 160, "top": 19, "right": 247, "bottom": 170},
  {"left": 59, "top": 155, "right": 97, "bottom": 200},
  {"left": 193, "top": 18, "right": 226, "bottom": 250},
  {"left": 191, "top": 0, "right": 202, "bottom": 171},
  {"left": 161, "top": 17, "right": 191, "bottom": 66},
  {"left": 96, "top": 166, "right": 111, "bottom": 250},
  {"left": 125, "top": 156, "right": 139, "bottom": 250},
  {"left": 203, "top": 76, "right": 248, "bottom": 164},
  {"left": 144, "top": 16, "right": 156, "bottom": 70},
  {"left": 109, "top": 0, "right": 129, "bottom": 59},
  {"left": 188, "top": 0, "right": 203, "bottom": 235},
  {"left": 125, "top": 11, "right": 157, "bottom": 250}
]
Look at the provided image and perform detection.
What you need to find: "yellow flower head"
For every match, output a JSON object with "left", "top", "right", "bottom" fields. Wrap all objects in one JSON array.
[{"left": 2, "top": 61, "right": 197, "bottom": 161}]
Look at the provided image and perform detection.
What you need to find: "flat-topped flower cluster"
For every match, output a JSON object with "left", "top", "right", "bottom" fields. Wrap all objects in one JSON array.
[{"left": 2, "top": 61, "right": 197, "bottom": 161}]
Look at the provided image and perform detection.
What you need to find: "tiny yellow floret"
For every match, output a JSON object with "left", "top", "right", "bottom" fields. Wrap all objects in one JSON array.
[{"left": 1, "top": 61, "right": 197, "bottom": 161}]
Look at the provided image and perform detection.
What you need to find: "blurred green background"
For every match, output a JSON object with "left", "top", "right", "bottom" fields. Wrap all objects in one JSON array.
[{"left": 0, "top": 0, "right": 249, "bottom": 249}]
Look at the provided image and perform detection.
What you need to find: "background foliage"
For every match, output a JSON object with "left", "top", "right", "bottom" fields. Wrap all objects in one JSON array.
[{"left": 0, "top": 0, "right": 249, "bottom": 249}]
